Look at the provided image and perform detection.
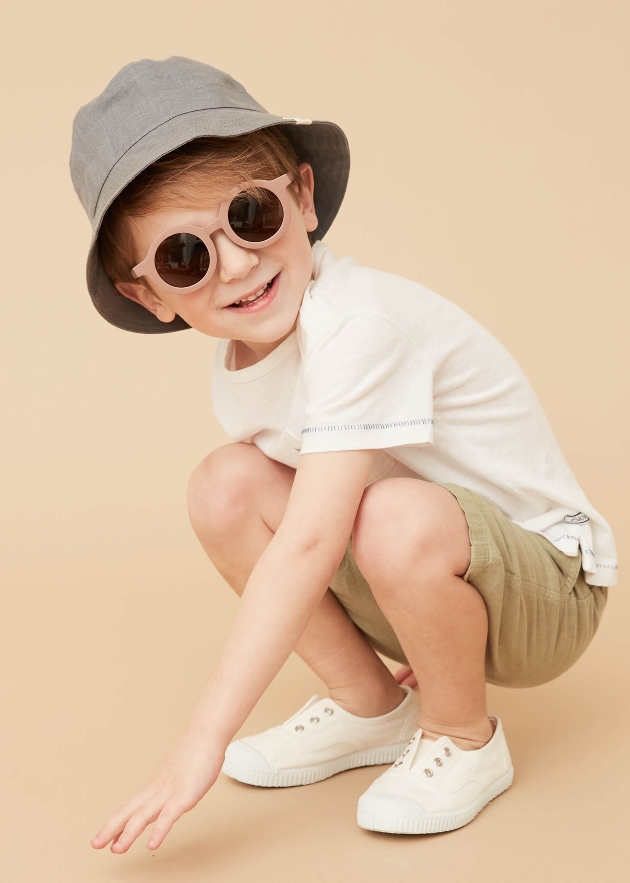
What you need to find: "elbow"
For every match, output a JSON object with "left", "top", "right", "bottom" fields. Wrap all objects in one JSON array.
[{"left": 275, "top": 525, "right": 350, "bottom": 580}]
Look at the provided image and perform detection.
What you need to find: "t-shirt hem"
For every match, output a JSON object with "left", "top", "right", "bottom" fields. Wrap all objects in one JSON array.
[{"left": 583, "top": 565, "right": 618, "bottom": 587}]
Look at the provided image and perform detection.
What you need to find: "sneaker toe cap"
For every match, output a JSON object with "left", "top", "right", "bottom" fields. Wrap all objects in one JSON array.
[
  {"left": 223, "top": 740, "right": 274, "bottom": 772},
  {"left": 358, "top": 792, "right": 427, "bottom": 818}
]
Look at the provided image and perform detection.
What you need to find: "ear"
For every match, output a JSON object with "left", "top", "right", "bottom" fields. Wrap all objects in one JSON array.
[
  {"left": 295, "top": 162, "right": 319, "bottom": 233},
  {"left": 114, "top": 281, "right": 178, "bottom": 323}
]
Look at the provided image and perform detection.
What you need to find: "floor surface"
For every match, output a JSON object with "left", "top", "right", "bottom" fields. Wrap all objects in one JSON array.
[{"left": 3, "top": 545, "right": 627, "bottom": 883}]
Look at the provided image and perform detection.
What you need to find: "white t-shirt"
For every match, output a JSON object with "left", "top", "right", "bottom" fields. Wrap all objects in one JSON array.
[{"left": 212, "top": 241, "right": 618, "bottom": 586}]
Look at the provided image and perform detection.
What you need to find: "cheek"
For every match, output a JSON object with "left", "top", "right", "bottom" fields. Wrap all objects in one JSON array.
[{"left": 283, "top": 230, "right": 313, "bottom": 274}]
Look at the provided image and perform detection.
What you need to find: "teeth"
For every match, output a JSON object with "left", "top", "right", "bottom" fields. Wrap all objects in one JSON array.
[
  {"left": 241, "top": 286, "right": 266, "bottom": 303},
  {"left": 233, "top": 279, "right": 272, "bottom": 306}
]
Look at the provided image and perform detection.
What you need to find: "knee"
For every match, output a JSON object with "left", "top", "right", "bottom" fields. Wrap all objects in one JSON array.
[
  {"left": 187, "top": 442, "right": 264, "bottom": 538},
  {"left": 351, "top": 480, "right": 425, "bottom": 586},
  {"left": 352, "top": 479, "right": 470, "bottom": 587}
]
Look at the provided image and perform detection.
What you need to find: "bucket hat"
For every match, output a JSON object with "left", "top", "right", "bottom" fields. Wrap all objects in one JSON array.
[{"left": 70, "top": 56, "right": 350, "bottom": 333}]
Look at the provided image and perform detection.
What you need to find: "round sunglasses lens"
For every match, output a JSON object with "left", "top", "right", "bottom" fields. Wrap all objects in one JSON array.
[
  {"left": 155, "top": 233, "right": 210, "bottom": 288},
  {"left": 228, "top": 189, "right": 284, "bottom": 242}
]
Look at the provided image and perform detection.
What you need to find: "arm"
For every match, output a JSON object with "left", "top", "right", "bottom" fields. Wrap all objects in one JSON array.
[
  {"left": 187, "top": 447, "right": 376, "bottom": 743},
  {"left": 92, "top": 447, "right": 375, "bottom": 853}
]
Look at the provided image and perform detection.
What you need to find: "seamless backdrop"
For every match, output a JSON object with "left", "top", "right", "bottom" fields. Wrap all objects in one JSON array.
[{"left": 1, "top": 2, "right": 628, "bottom": 882}]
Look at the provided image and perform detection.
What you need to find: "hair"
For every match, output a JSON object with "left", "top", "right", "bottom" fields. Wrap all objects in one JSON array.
[{"left": 98, "top": 128, "right": 308, "bottom": 285}]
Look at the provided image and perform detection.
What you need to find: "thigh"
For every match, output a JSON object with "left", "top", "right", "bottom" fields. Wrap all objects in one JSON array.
[
  {"left": 328, "top": 481, "right": 608, "bottom": 686},
  {"left": 439, "top": 483, "right": 608, "bottom": 687}
]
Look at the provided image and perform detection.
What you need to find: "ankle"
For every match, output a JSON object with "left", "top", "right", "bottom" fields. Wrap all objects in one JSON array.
[
  {"left": 329, "top": 683, "right": 408, "bottom": 718},
  {"left": 419, "top": 716, "right": 494, "bottom": 751}
]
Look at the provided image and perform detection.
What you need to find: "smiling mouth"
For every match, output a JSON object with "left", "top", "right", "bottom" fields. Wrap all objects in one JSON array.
[{"left": 229, "top": 274, "right": 279, "bottom": 308}]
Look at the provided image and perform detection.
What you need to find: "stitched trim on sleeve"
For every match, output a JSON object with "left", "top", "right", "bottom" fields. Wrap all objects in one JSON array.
[{"left": 302, "top": 418, "right": 434, "bottom": 435}]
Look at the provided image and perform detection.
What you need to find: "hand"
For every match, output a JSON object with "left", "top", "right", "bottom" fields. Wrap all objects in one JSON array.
[
  {"left": 394, "top": 664, "right": 418, "bottom": 689},
  {"left": 91, "top": 730, "right": 225, "bottom": 854}
]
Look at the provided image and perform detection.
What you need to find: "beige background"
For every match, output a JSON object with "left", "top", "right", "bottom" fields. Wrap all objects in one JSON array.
[{"left": 1, "top": 1, "right": 628, "bottom": 881}]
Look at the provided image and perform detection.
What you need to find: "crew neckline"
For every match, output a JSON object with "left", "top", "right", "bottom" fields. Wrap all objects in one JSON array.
[{"left": 222, "top": 330, "right": 299, "bottom": 383}]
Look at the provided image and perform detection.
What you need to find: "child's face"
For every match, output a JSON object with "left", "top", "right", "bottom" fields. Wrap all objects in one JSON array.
[{"left": 115, "top": 163, "right": 318, "bottom": 357}]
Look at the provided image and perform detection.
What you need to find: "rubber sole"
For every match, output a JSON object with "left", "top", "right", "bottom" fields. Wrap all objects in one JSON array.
[
  {"left": 221, "top": 742, "right": 411, "bottom": 788},
  {"left": 357, "top": 766, "right": 514, "bottom": 834}
]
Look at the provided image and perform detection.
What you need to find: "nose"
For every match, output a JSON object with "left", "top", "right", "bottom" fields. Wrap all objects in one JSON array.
[{"left": 213, "top": 229, "right": 259, "bottom": 283}]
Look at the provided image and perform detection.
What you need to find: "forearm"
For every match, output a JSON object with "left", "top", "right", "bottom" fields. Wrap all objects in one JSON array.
[
  {"left": 184, "top": 527, "right": 346, "bottom": 748},
  {"left": 91, "top": 450, "right": 373, "bottom": 855}
]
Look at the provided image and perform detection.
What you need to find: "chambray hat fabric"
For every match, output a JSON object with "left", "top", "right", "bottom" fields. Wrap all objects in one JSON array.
[{"left": 70, "top": 56, "right": 350, "bottom": 333}]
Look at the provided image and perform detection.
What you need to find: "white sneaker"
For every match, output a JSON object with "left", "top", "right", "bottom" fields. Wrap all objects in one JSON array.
[
  {"left": 221, "top": 685, "right": 419, "bottom": 787},
  {"left": 357, "top": 717, "right": 514, "bottom": 834}
]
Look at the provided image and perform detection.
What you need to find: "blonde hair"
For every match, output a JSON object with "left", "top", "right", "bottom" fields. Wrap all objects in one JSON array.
[{"left": 99, "top": 128, "right": 307, "bottom": 284}]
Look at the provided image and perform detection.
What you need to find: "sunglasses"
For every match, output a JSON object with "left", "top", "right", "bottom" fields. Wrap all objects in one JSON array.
[{"left": 131, "top": 173, "right": 294, "bottom": 294}]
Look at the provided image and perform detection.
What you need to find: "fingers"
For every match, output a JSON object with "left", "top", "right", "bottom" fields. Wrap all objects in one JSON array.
[
  {"left": 91, "top": 792, "right": 149, "bottom": 850},
  {"left": 394, "top": 665, "right": 418, "bottom": 689},
  {"left": 109, "top": 793, "right": 168, "bottom": 854},
  {"left": 92, "top": 791, "right": 190, "bottom": 854},
  {"left": 146, "top": 800, "right": 188, "bottom": 851},
  {"left": 394, "top": 665, "right": 413, "bottom": 683}
]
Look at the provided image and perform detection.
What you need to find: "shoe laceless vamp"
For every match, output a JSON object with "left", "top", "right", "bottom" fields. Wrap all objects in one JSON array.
[
  {"left": 359, "top": 717, "right": 513, "bottom": 817},
  {"left": 225, "top": 687, "right": 418, "bottom": 772}
]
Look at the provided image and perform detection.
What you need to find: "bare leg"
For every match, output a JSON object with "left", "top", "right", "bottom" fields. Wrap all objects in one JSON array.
[
  {"left": 352, "top": 478, "right": 493, "bottom": 750},
  {"left": 187, "top": 443, "right": 405, "bottom": 718}
]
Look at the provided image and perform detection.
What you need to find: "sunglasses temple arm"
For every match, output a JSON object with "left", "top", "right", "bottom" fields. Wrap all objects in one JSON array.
[{"left": 131, "top": 257, "right": 151, "bottom": 279}]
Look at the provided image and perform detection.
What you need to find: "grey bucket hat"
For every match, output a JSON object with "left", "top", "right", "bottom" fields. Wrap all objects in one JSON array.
[{"left": 70, "top": 56, "right": 350, "bottom": 333}]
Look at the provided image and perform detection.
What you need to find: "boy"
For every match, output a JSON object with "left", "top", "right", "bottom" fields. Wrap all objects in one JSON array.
[{"left": 70, "top": 56, "right": 616, "bottom": 852}]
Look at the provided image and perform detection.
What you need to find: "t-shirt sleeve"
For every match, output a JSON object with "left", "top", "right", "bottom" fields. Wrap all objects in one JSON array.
[{"left": 300, "top": 309, "right": 434, "bottom": 454}]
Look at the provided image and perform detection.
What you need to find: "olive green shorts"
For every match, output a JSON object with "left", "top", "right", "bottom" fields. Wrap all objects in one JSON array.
[{"left": 328, "top": 482, "right": 608, "bottom": 688}]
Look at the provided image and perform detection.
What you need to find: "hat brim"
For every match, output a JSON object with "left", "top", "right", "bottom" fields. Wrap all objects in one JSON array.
[{"left": 86, "top": 110, "right": 350, "bottom": 334}]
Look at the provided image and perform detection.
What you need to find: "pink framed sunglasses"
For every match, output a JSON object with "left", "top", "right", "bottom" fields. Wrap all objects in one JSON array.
[{"left": 131, "top": 173, "right": 294, "bottom": 293}]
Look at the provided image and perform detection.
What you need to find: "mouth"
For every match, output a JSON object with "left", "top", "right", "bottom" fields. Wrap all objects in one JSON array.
[{"left": 224, "top": 273, "right": 280, "bottom": 312}]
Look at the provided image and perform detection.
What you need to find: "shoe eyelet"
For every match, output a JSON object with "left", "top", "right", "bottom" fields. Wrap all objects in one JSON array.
[
  {"left": 324, "top": 707, "right": 334, "bottom": 715},
  {"left": 443, "top": 747, "right": 452, "bottom": 757},
  {"left": 295, "top": 725, "right": 304, "bottom": 732},
  {"left": 394, "top": 760, "right": 403, "bottom": 767},
  {"left": 434, "top": 758, "right": 443, "bottom": 767},
  {"left": 424, "top": 769, "right": 433, "bottom": 777},
  {"left": 408, "top": 737, "right": 416, "bottom": 744},
  {"left": 402, "top": 748, "right": 409, "bottom": 756},
  {"left": 310, "top": 716, "right": 320, "bottom": 724}
]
